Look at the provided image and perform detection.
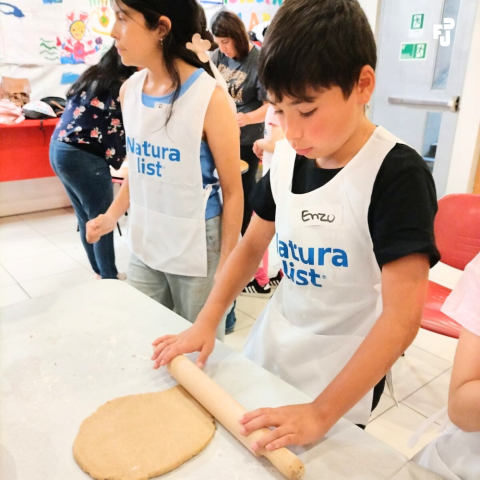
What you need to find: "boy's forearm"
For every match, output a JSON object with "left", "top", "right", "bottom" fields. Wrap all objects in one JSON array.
[
  {"left": 256, "top": 138, "right": 276, "bottom": 153},
  {"left": 449, "top": 382, "right": 480, "bottom": 432},
  {"left": 312, "top": 311, "right": 420, "bottom": 428}
]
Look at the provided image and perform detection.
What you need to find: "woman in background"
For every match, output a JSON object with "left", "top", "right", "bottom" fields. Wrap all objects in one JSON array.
[{"left": 50, "top": 45, "right": 136, "bottom": 279}]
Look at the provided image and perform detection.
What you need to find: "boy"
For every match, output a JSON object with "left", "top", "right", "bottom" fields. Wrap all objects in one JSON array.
[{"left": 152, "top": 0, "right": 439, "bottom": 451}]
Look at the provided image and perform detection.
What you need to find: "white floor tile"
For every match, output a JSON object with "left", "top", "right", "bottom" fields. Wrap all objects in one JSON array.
[
  {"left": 115, "top": 255, "right": 131, "bottom": 275},
  {"left": 19, "top": 208, "right": 78, "bottom": 236},
  {"left": 1, "top": 250, "right": 84, "bottom": 283},
  {"left": 235, "top": 295, "right": 269, "bottom": 319},
  {"left": 114, "top": 238, "right": 132, "bottom": 259},
  {"left": 46, "top": 230, "right": 84, "bottom": 250},
  {"left": 412, "top": 329, "right": 458, "bottom": 363},
  {"left": 402, "top": 368, "right": 452, "bottom": 423},
  {"left": 429, "top": 262, "right": 463, "bottom": 290},
  {"left": 0, "top": 216, "right": 42, "bottom": 242},
  {"left": 64, "top": 246, "right": 92, "bottom": 269},
  {"left": 0, "top": 236, "right": 60, "bottom": 262},
  {"left": 0, "top": 284, "right": 30, "bottom": 308},
  {"left": 20, "top": 269, "right": 95, "bottom": 298},
  {"left": 224, "top": 325, "right": 253, "bottom": 353},
  {"left": 234, "top": 309, "right": 256, "bottom": 331},
  {"left": 386, "top": 345, "right": 452, "bottom": 402},
  {"left": 0, "top": 265, "right": 16, "bottom": 287},
  {"left": 366, "top": 404, "right": 440, "bottom": 459},
  {"left": 370, "top": 394, "right": 397, "bottom": 421}
]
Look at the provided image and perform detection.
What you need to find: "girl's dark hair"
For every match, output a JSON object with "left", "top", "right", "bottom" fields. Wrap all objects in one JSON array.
[
  {"left": 115, "top": 0, "right": 215, "bottom": 122},
  {"left": 211, "top": 11, "right": 250, "bottom": 59},
  {"left": 68, "top": 44, "right": 136, "bottom": 99},
  {"left": 260, "top": 0, "right": 377, "bottom": 102}
]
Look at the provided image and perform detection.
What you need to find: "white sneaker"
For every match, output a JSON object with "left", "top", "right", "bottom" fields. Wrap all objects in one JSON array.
[{"left": 241, "top": 279, "right": 272, "bottom": 298}]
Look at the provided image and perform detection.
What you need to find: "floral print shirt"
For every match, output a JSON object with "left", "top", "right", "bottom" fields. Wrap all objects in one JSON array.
[{"left": 52, "top": 86, "right": 125, "bottom": 169}]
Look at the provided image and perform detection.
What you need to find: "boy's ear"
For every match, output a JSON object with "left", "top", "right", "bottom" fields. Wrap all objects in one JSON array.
[
  {"left": 356, "top": 65, "right": 375, "bottom": 105},
  {"left": 156, "top": 16, "right": 172, "bottom": 40}
]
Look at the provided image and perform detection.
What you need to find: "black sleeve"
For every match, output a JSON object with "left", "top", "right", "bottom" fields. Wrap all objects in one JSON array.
[
  {"left": 368, "top": 144, "right": 440, "bottom": 268},
  {"left": 251, "top": 170, "right": 277, "bottom": 222}
]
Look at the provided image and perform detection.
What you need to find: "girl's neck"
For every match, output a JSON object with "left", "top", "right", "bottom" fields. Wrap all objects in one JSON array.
[{"left": 143, "top": 58, "right": 198, "bottom": 97}]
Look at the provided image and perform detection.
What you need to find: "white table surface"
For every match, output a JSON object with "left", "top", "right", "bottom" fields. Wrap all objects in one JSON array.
[{"left": 0, "top": 280, "right": 443, "bottom": 480}]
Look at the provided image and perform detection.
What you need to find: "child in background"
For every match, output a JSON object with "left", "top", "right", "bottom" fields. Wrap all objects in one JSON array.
[
  {"left": 413, "top": 253, "right": 480, "bottom": 479},
  {"left": 242, "top": 104, "right": 284, "bottom": 297}
]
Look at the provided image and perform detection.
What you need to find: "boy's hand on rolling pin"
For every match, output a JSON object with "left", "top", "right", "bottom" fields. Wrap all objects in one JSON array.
[
  {"left": 86, "top": 214, "right": 116, "bottom": 244},
  {"left": 151, "top": 322, "right": 217, "bottom": 370},
  {"left": 239, "top": 403, "right": 327, "bottom": 451}
]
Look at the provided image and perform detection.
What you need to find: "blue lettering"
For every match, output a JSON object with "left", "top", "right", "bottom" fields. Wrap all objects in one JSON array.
[
  {"left": 162, "top": 147, "right": 168, "bottom": 159},
  {"left": 309, "top": 268, "right": 323, "bottom": 287},
  {"left": 141, "top": 158, "right": 145, "bottom": 174},
  {"left": 151, "top": 146, "right": 160, "bottom": 158},
  {"left": 278, "top": 240, "right": 289, "bottom": 259},
  {"left": 299, "top": 247, "right": 314, "bottom": 265},
  {"left": 143, "top": 141, "right": 151, "bottom": 157},
  {"left": 169, "top": 149, "right": 180, "bottom": 162},
  {"left": 156, "top": 162, "right": 162, "bottom": 176},
  {"left": 332, "top": 249, "right": 348, "bottom": 267},
  {"left": 146, "top": 163, "right": 155, "bottom": 176},
  {"left": 288, "top": 241, "right": 300, "bottom": 261},
  {"left": 295, "top": 270, "right": 308, "bottom": 286},
  {"left": 127, "top": 136, "right": 135, "bottom": 153},
  {"left": 318, "top": 248, "right": 332, "bottom": 266},
  {"left": 135, "top": 144, "right": 142, "bottom": 155}
]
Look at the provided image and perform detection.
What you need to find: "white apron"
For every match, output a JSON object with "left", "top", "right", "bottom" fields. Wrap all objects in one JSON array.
[
  {"left": 243, "top": 128, "right": 403, "bottom": 425},
  {"left": 414, "top": 426, "right": 480, "bottom": 479},
  {"left": 122, "top": 69, "right": 217, "bottom": 277}
]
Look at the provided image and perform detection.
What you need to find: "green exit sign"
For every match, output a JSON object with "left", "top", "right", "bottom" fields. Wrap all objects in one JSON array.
[
  {"left": 400, "top": 42, "right": 428, "bottom": 60},
  {"left": 411, "top": 14, "right": 424, "bottom": 30}
]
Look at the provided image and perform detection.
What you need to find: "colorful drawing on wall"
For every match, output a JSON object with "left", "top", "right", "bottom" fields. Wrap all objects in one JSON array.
[
  {"left": 56, "top": 10, "right": 102, "bottom": 65},
  {"left": 42, "top": 0, "right": 62, "bottom": 3},
  {"left": 0, "top": 2, "right": 25, "bottom": 18},
  {"left": 61, "top": 72, "right": 80, "bottom": 85},
  {"left": 89, "top": 0, "right": 115, "bottom": 36},
  {"left": 40, "top": 37, "right": 59, "bottom": 61}
]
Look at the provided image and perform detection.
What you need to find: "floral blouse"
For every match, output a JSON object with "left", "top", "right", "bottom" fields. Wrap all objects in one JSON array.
[{"left": 52, "top": 86, "right": 126, "bottom": 169}]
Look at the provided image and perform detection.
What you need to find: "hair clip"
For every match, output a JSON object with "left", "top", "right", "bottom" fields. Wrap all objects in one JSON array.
[{"left": 186, "top": 33, "right": 211, "bottom": 63}]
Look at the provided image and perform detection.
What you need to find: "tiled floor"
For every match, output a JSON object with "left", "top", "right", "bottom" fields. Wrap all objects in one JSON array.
[{"left": 0, "top": 208, "right": 461, "bottom": 459}]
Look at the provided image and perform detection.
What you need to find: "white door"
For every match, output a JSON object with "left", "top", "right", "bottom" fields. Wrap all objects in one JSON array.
[{"left": 371, "top": 0, "right": 478, "bottom": 197}]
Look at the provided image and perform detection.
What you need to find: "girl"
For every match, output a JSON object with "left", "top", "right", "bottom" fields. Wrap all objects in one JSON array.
[
  {"left": 50, "top": 45, "right": 136, "bottom": 280},
  {"left": 86, "top": 0, "right": 243, "bottom": 340}
]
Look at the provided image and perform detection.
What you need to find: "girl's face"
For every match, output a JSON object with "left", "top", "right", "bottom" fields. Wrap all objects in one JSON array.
[
  {"left": 110, "top": 1, "right": 162, "bottom": 68},
  {"left": 215, "top": 37, "right": 237, "bottom": 58}
]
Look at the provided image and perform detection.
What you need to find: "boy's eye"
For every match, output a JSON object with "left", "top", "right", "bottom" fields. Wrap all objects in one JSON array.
[
  {"left": 299, "top": 108, "right": 317, "bottom": 118},
  {"left": 274, "top": 110, "right": 283, "bottom": 116}
]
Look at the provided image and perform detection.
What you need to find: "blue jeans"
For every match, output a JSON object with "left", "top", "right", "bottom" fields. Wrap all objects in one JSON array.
[{"left": 49, "top": 141, "right": 118, "bottom": 279}]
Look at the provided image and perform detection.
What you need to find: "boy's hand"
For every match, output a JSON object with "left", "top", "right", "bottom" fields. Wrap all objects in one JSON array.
[
  {"left": 253, "top": 141, "right": 264, "bottom": 160},
  {"left": 151, "top": 322, "right": 217, "bottom": 370},
  {"left": 239, "top": 403, "right": 328, "bottom": 451},
  {"left": 86, "top": 214, "right": 116, "bottom": 244}
]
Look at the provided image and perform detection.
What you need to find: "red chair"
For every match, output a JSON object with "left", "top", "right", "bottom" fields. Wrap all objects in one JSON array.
[{"left": 421, "top": 194, "right": 480, "bottom": 338}]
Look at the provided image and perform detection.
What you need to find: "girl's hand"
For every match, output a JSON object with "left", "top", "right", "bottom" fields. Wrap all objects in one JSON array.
[
  {"left": 151, "top": 322, "right": 217, "bottom": 370},
  {"left": 86, "top": 214, "right": 116, "bottom": 243},
  {"left": 253, "top": 141, "right": 264, "bottom": 160},
  {"left": 236, "top": 112, "right": 251, "bottom": 128},
  {"left": 239, "top": 403, "right": 329, "bottom": 451}
]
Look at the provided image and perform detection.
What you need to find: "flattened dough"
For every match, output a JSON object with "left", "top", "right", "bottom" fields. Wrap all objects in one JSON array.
[{"left": 73, "top": 386, "right": 215, "bottom": 480}]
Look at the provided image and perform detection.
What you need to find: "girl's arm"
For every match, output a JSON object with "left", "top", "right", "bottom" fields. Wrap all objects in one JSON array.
[
  {"left": 255, "top": 125, "right": 285, "bottom": 154},
  {"left": 86, "top": 83, "right": 130, "bottom": 244},
  {"left": 448, "top": 327, "right": 480, "bottom": 432},
  {"left": 237, "top": 102, "right": 269, "bottom": 127},
  {"left": 203, "top": 86, "right": 244, "bottom": 276}
]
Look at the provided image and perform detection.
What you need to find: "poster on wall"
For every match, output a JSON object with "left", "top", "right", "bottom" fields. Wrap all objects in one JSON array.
[{"left": 200, "top": 0, "right": 283, "bottom": 32}]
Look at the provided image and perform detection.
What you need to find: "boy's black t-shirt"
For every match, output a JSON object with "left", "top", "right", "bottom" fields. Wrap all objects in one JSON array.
[{"left": 252, "top": 143, "right": 440, "bottom": 268}]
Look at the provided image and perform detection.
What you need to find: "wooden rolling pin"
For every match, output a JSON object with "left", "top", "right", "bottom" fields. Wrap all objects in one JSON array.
[{"left": 167, "top": 355, "right": 305, "bottom": 480}]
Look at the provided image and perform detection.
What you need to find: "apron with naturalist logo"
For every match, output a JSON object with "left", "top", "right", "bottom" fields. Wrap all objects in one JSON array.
[
  {"left": 122, "top": 69, "right": 217, "bottom": 277},
  {"left": 244, "top": 128, "right": 403, "bottom": 425}
]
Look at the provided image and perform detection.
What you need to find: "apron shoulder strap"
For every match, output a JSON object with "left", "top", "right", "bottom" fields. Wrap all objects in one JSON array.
[{"left": 270, "top": 139, "right": 297, "bottom": 207}]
